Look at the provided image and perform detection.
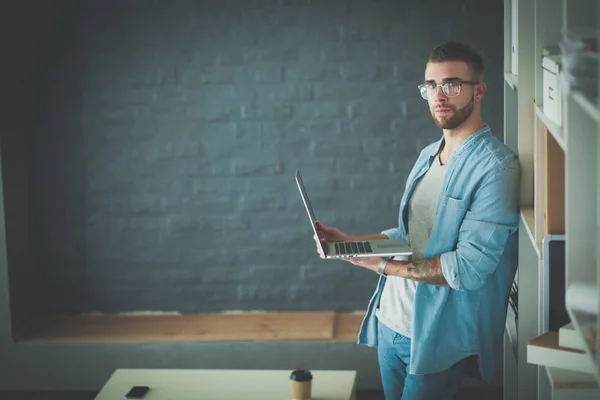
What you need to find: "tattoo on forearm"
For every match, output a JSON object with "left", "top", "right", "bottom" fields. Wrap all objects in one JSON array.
[{"left": 405, "top": 258, "right": 449, "bottom": 287}]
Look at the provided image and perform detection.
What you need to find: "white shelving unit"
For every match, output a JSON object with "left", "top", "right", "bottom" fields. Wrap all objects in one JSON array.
[
  {"left": 544, "top": 367, "right": 599, "bottom": 400},
  {"left": 504, "top": 0, "right": 600, "bottom": 398}
]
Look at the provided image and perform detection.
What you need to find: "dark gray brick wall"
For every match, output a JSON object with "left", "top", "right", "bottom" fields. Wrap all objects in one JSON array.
[{"left": 23, "top": 0, "right": 503, "bottom": 314}]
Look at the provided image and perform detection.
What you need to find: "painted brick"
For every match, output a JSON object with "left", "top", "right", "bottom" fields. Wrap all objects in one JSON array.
[
  {"left": 240, "top": 103, "right": 293, "bottom": 120},
  {"left": 25, "top": 0, "right": 505, "bottom": 314}
]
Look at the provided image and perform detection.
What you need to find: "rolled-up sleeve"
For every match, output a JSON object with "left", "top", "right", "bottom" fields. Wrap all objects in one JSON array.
[
  {"left": 441, "top": 165, "right": 520, "bottom": 291},
  {"left": 381, "top": 227, "right": 402, "bottom": 240}
]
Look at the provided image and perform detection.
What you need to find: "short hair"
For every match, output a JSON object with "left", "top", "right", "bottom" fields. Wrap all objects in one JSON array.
[{"left": 427, "top": 41, "right": 484, "bottom": 80}]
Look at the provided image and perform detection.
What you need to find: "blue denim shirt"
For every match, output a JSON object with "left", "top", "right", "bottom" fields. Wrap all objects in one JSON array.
[{"left": 358, "top": 125, "right": 520, "bottom": 383}]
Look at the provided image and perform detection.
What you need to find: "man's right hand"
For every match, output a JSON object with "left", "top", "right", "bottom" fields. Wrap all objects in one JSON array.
[{"left": 313, "top": 221, "right": 353, "bottom": 258}]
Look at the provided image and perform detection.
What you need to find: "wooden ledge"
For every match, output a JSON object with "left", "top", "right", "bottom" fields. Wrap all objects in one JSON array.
[{"left": 16, "top": 311, "right": 365, "bottom": 343}]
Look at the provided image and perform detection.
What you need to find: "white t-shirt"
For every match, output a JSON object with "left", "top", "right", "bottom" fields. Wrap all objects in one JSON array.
[{"left": 376, "top": 154, "right": 447, "bottom": 337}]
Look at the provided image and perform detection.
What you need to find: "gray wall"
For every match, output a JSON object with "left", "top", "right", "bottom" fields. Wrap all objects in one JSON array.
[
  {"left": 0, "top": 0, "right": 504, "bottom": 391},
  {"left": 26, "top": 0, "right": 502, "bottom": 315}
]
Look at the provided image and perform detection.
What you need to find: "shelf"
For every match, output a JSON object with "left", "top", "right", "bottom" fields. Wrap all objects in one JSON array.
[
  {"left": 546, "top": 366, "right": 599, "bottom": 389},
  {"left": 521, "top": 208, "right": 542, "bottom": 258},
  {"left": 536, "top": 105, "right": 566, "bottom": 151},
  {"left": 505, "top": 0, "right": 600, "bottom": 398},
  {"left": 505, "top": 72, "right": 518, "bottom": 91},
  {"left": 528, "top": 331, "right": 596, "bottom": 374},
  {"left": 572, "top": 92, "right": 600, "bottom": 123},
  {"left": 545, "top": 366, "right": 599, "bottom": 399},
  {"left": 565, "top": 282, "right": 599, "bottom": 382}
]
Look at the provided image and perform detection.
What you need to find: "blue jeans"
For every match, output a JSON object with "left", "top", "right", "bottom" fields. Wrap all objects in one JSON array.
[{"left": 377, "top": 322, "right": 471, "bottom": 400}]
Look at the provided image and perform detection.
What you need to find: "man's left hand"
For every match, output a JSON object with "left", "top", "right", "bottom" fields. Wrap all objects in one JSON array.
[{"left": 340, "top": 257, "right": 381, "bottom": 273}]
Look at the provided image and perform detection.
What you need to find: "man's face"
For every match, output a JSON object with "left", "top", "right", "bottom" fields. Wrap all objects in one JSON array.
[{"left": 423, "top": 61, "right": 478, "bottom": 130}]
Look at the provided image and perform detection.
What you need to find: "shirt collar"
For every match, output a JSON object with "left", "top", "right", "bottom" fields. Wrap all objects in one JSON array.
[{"left": 427, "top": 124, "right": 491, "bottom": 158}]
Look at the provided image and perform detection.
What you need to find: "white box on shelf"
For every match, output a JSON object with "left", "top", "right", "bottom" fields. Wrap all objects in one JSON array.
[{"left": 542, "top": 55, "right": 563, "bottom": 126}]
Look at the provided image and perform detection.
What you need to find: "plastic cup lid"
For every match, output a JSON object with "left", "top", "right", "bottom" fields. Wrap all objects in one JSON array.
[{"left": 290, "top": 369, "right": 313, "bottom": 382}]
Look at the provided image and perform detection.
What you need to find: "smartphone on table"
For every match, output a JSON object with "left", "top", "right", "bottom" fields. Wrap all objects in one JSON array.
[{"left": 125, "top": 385, "right": 150, "bottom": 399}]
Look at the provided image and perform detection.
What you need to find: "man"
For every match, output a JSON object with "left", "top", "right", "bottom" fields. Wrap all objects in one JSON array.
[{"left": 313, "top": 41, "right": 520, "bottom": 399}]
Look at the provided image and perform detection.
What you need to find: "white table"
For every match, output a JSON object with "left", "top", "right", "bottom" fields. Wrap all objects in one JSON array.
[{"left": 95, "top": 368, "right": 357, "bottom": 400}]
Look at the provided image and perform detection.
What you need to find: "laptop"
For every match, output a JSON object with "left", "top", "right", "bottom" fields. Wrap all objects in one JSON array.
[{"left": 295, "top": 170, "right": 412, "bottom": 259}]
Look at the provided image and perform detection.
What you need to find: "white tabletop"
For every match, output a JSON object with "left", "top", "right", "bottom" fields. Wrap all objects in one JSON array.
[{"left": 95, "top": 368, "right": 357, "bottom": 400}]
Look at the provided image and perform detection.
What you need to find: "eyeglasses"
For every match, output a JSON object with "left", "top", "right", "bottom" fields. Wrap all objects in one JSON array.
[{"left": 417, "top": 80, "right": 480, "bottom": 100}]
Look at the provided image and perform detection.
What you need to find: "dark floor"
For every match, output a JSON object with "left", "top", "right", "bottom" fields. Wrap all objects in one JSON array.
[{"left": 0, "top": 386, "right": 503, "bottom": 400}]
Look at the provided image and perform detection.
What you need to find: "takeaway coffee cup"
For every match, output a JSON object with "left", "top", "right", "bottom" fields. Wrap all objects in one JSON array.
[{"left": 290, "top": 369, "right": 312, "bottom": 400}]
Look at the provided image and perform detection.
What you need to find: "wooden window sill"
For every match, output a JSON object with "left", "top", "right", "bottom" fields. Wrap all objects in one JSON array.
[{"left": 15, "top": 311, "right": 365, "bottom": 343}]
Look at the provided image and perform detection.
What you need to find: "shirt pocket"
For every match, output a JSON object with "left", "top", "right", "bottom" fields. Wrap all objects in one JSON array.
[
  {"left": 425, "top": 195, "right": 470, "bottom": 257},
  {"left": 437, "top": 195, "right": 470, "bottom": 232},
  {"left": 440, "top": 195, "right": 469, "bottom": 210}
]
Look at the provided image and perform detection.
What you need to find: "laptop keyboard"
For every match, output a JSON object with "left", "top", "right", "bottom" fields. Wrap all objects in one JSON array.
[{"left": 334, "top": 241, "right": 373, "bottom": 255}]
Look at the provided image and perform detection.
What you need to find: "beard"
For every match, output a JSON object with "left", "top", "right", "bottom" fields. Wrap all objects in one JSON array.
[{"left": 431, "top": 95, "right": 475, "bottom": 130}]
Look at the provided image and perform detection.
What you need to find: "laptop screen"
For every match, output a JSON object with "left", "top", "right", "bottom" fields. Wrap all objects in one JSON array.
[{"left": 295, "top": 170, "right": 328, "bottom": 256}]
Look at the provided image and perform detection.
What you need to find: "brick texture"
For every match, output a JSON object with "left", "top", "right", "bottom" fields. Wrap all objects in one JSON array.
[{"left": 22, "top": 0, "right": 503, "bottom": 313}]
